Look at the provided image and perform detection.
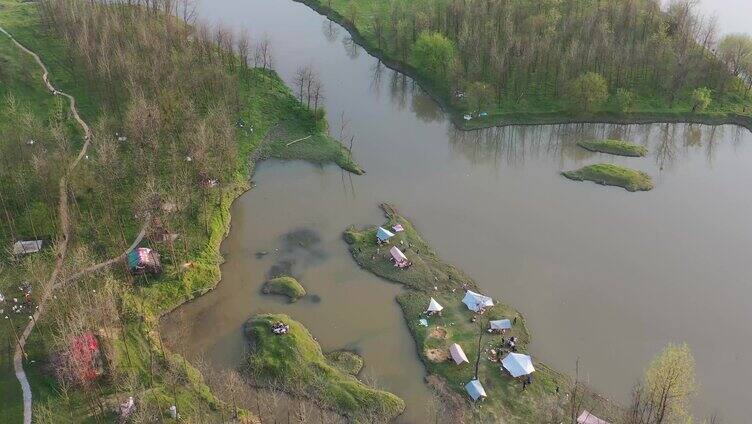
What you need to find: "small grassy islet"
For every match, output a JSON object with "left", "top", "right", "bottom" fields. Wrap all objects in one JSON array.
[
  {"left": 577, "top": 139, "right": 648, "bottom": 157},
  {"left": 262, "top": 276, "right": 307, "bottom": 302},
  {"left": 562, "top": 163, "right": 654, "bottom": 192}
]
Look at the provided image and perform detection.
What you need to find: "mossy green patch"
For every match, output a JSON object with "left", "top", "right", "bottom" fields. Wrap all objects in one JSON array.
[
  {"left": 262, "top": 276, "right": 306, "bottom": 302},
  {"left": 577, "top": 139, "right": 648, "bottom": 157},
  {"left": 326, "top": 350, "right": 364, "bottom": 376},
  {"left": 562, "top": 163, "right": 654, "bottom": 192},
  {"left": 244, "top": 313, "right": 405, "bottom": 422}
]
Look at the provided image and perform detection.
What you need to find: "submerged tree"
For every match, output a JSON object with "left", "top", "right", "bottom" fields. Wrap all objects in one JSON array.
[{"left": 626, "top": 343, "right": 697, "bottom": 424}]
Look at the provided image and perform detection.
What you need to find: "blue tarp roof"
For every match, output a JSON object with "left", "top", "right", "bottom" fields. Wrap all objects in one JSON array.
[
  {"left": 465, "top": 380, "right": 487, "bottom": 400},
  {"left": 376, "top": 226, "right": 395, "bottom": 241}
]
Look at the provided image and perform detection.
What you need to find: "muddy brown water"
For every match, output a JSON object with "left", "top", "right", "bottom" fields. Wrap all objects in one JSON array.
[{"left": 161, "top": 0, "right": 752, "bottom": 422}]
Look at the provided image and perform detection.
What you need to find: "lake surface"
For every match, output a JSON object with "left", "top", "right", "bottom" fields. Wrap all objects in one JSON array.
[{"left": 162, "top": 0, "right": 752, "bottom": 422}]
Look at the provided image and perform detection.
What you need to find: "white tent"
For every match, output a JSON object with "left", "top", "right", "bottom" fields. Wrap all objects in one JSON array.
[
  {"left": 462, "top": 290, "right": 494, "bottom": 312},
  {"left": 13, "top": 240, "right": 42, "bottom": 255},
  {"left": 489, "top": 319, "right": 512, "bottom": 331},
  {"left": 577, "top": 410, "right": 611, "bottom": 424},
  {"left": 390, "top": 246, "right": 408, "bottom": 263},
  {"left": 449, "top": 343, "right": 469, "bottom": 365},
  {"left": 465, "top": 380, "right": 487, "bottom": 401},
  {"left": 426, "top": 297, "right": 443, "bottom": 313},
  {"left": 501, "top": 352, "right": 535, "bottom": 378}
]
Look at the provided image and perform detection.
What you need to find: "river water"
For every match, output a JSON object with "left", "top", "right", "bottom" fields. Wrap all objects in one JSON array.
[{"left": 162, "top": 0, "right": 752, "bottom": 422}]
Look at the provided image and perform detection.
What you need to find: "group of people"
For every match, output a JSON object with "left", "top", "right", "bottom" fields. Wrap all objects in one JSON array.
[
  {"left": 500, "top": 336, "right": 519, "bottom": 352},
  {"left": 271, "top": 321, "right": 289, "bottom": 335}
]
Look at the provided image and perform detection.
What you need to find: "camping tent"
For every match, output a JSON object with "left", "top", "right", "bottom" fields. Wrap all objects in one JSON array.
[
  {"left": 577, "top": 410, "right": 611, "bottom": 424},
  {"left": 449, "top": 343, "right": 469, "bottom": 364},
  {"left": 13, "top": 240, "right": 42, "bottom": 255},
  {"left": 390, "top": 246, "right": 408, "bottom": 267},
  {"left": 127, "top": 247, "right": 162, "bottom": 275},
  {"left": 501, "top": 352, "right": 535, "bottom": 378},
  {"left": 426, "top": 297, "right": 443, "bottom": 313},
  {"left": 376, "top": 227, "right": 395, "bottom": 243},
  {"left": 465, "top": 380, "right": 487, "bottom": 401},
  {"left": 489, "top": 319, "right": 512, "bottom": 331},
  {"left": 462, "top": 290, "right": 494, "bottom": 312}
]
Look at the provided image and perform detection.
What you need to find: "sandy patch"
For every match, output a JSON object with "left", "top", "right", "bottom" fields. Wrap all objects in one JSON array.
[
  {"left": 428, "top": 326, "right": 447, "bottom": 339},
  {"left": 425, "top": 347, "right": 449, "bottom": 363}
]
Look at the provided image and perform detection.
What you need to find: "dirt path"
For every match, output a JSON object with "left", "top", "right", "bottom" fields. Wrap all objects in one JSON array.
[{"left": 1, "top": 25, "right": 99, "bottom": 424}]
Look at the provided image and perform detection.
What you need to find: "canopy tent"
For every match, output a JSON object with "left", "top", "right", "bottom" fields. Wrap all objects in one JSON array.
[
  {"left": 13, "top": 240, "right": 42, "bottom": 255},
  {"left": 449, "top": 343, "right": 469, "bottom": 364},
  {"left": 462, "top": 290, "right": 494, "bottom": 312},
  {"left": 465, "top": 380, "right": 487, "bottom": 401},
  {"left": 577, "top": 410, "right": 611, "bottom": 424},
  {"left": 501, "top": 352, "right": 535, "bottom": 378},
  {"left": 127, "top": 247, "right": 162, "bottom": 275},
  {"left": 426, "top": 297, "right": 444, "bottom": 313},
  {"left": 489, "top": 319, "right": 512, "bottom": 331},
  {"left": 390, "top": 246, "right": 409, "bottom": 268},
  {"left": 376, "top": 227, "right": 395, "bottom": 242},
  {"left": 392, "top": 224, "right": 404, "bottom": 233}
]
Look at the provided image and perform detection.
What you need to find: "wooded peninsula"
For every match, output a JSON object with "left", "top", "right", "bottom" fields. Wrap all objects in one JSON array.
[{"left": 301, "top": 0, "right": 752, "bottom": 129}]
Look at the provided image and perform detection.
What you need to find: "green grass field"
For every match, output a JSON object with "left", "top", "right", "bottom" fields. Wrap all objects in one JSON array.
[{"left": 562, "top": 164, "right": 654, "bottom": 192}]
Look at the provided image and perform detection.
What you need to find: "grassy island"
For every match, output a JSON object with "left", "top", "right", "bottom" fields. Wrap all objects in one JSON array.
[
  {"left": 262, "top": 276, "right": 307, "bottom": 302},
  {"left": 563, "top": 164, "right": 654, "bottom": 192},
  {"left": 577, "top": 139, "right": 648, "bottom": 157},
  {"left": 298, "top": 0, "right": 752, "bottom": 130},
  {"left": 244, "top": 314, "right": 405, "bottom": 422},
  {"left": 326, "top": 350, "right": 365, "bottom": 375},
  {"left": 0, "top": 0, "right": 360, "bottom": 421},
  {"left": 344, "top": 204, "right": 617, "bottom": 423}
]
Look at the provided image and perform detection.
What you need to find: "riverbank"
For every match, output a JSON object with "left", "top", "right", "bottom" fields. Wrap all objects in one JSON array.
[
  {"left": 0, "top": 0, "right": 361, "bottom": 421},
  {"left": 244, "top": 313, "right": 406, "bottom": 422},
  {"left": 344, "top": 204, "right": 619, "bottom": 423},
  {"left": 295, "top": 0, "right": 752, "bottom": 132}
]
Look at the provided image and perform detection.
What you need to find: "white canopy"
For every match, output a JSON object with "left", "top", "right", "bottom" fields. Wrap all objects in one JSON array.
[
  {"left": 489, "top": 319, "right": 512, "bottom": 331},
  {"left": 501, "top": 352, "right": 535, "bottom": 378},
  {"left": 577, "top": 410, "right": 611, "bottom": 424},
  {"left": 13, "top": 240, "right": 42, "bottom": 255},
  {"left": 426, "top": 297, "right": 443, "bottom": 312},
  {"left": 465, "top": 380, "right": 487, "bottom": 401},
  {"left": 462, "top": 290, "right": 494, "bottom": 312},
  {"left": 390, "top": 246, "right": 407, "bottom": 262},
  {"left": 449, "top": 343, "right": 469, "bottom": 364}
]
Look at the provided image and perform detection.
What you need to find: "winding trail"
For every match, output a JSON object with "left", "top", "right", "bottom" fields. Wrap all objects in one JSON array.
[{"left": 0, "top": 26, "right": 144, "bottom": 424}]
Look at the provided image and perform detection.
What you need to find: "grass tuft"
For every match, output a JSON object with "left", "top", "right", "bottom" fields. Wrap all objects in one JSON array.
[
  {"left": 262, "top": 276, "right": 306, "bottom": 302},
  {"left": 577, "top": 139, "right": 648, "bottom": 157}
]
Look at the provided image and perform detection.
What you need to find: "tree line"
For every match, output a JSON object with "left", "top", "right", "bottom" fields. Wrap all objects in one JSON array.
[{"left": 340, "top": 0, "right": 751, "bottom": 113}]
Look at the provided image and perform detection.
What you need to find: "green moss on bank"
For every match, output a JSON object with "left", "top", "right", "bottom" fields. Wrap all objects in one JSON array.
[
  {"left": 562, "top": 163, "right": 654, "bottom": 192},
  {"left": 262, "top": 276, "right": 306, "bottom": 302},
  {"left": 577, "top": 139, "right": 648, "bottom": 157},
  {"left": 344, "top": 204, "right": 618, "bottom": 423},
  {"left": 326, "top": 350, "right": 364, "bottom": 376},
  {"left": 245, "top": 314, "right": 405, "bottom": 422}
]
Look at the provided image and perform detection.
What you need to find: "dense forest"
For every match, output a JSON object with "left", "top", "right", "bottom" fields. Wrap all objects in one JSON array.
[{"left": 313, "top": 0, "right": 752, "bottom": 120}]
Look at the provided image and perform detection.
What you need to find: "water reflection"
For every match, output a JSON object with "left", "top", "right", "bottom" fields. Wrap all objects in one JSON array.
[{"left": 321, "top": 20, "right": 339, "bottom": 42}]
